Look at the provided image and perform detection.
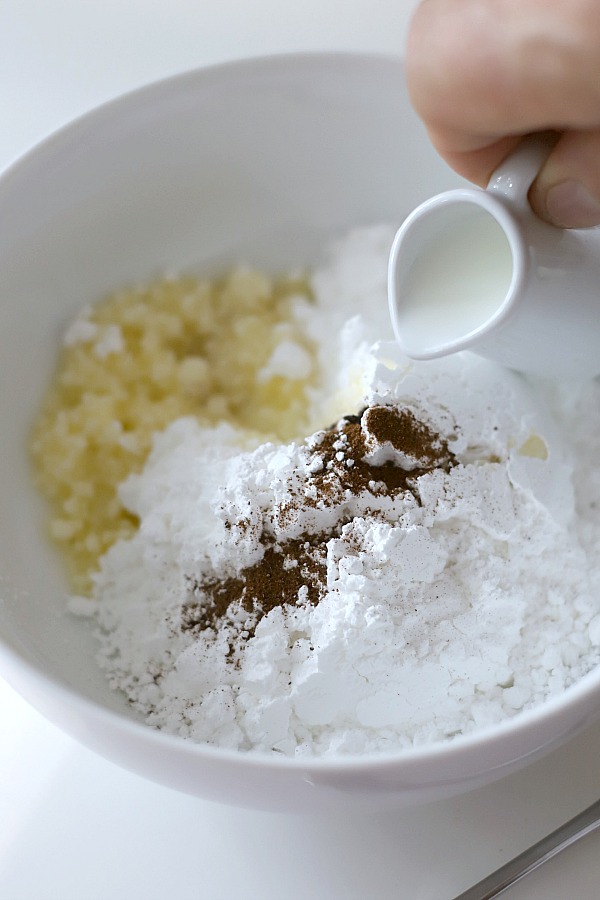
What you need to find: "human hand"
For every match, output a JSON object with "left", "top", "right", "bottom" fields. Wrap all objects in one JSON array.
[{"left": 406, "top": 0, "right": 600, "bottom": 228}]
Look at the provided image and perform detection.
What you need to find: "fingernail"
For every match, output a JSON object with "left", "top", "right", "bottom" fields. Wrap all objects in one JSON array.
[{"left": 544, "top": 179, "right": 600, "bottom": 228}]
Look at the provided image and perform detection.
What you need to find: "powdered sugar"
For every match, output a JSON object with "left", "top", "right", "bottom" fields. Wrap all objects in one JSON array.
[{"left": 80, "top": 227, "right": 600, "bottom": 756}]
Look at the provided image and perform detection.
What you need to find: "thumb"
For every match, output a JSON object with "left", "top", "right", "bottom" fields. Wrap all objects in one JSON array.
[{"left": 529, "top": 128, "right": 600, "bottom": 228}]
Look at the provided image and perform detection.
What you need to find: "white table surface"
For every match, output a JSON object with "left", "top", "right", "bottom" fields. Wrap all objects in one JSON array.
[{"left": 2, "top": 3, "right": 600, "bottom": 898}]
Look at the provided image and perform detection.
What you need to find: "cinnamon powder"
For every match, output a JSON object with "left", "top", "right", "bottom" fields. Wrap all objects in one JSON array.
[{"left": 183, "top": 404, "right": 455, "bottom": 643}]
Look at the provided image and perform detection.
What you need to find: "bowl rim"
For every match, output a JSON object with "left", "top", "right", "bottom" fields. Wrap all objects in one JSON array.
[{"left": 0, "top": 49, "right": 404, "bottom": 182}]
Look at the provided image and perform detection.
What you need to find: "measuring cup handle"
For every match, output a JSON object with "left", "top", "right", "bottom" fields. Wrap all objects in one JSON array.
[{"left": 487, "top": 133, "right": 556, "bottom": 211}]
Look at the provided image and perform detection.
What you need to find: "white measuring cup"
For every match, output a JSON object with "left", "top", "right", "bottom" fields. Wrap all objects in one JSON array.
[{"left": 388, "top": 135, "right": 600, "bottom": 378}]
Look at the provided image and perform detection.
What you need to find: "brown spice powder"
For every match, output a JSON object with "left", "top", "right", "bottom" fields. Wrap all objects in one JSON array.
[
  {"left": 363, "top": 405, "right": 452, "bottom": 464},
  {"left": 183, "top": 404, "right": 455, "bottom": 647},
  {"left": 183, "top": 536, "right": 328, "bottom": 638},
  {"left": 305, "top": 405, "right": 455, "bottom": 505}
]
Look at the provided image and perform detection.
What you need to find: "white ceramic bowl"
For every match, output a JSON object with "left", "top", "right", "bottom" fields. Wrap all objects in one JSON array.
[{"left": 1, "top": 53, "right": 599, "bottom": 814}]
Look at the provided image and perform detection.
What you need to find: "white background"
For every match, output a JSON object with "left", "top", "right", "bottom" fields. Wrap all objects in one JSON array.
[{"left": 2, "top": 2, "right": 600, "bottom": 898}]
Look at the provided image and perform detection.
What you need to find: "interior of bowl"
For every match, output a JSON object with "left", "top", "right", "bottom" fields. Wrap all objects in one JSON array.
[{"left": 2, "top": 53, "right": 598, "bottom": 812}]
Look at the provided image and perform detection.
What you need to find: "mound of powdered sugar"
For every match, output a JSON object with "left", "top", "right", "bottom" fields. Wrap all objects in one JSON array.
[{"left": 76, "top": 226, "right": 600, "bottom": 756}]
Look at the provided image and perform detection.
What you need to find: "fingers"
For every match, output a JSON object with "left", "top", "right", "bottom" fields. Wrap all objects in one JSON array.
[
  {"left": 422, "top": 130, "right": 523, "bottom": 187},
  {"left": 529, "top": 128, "right": 600, "bottom": 227},
  {"left": 407, "top": 0, "right": 600, "bottom": 196}
]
